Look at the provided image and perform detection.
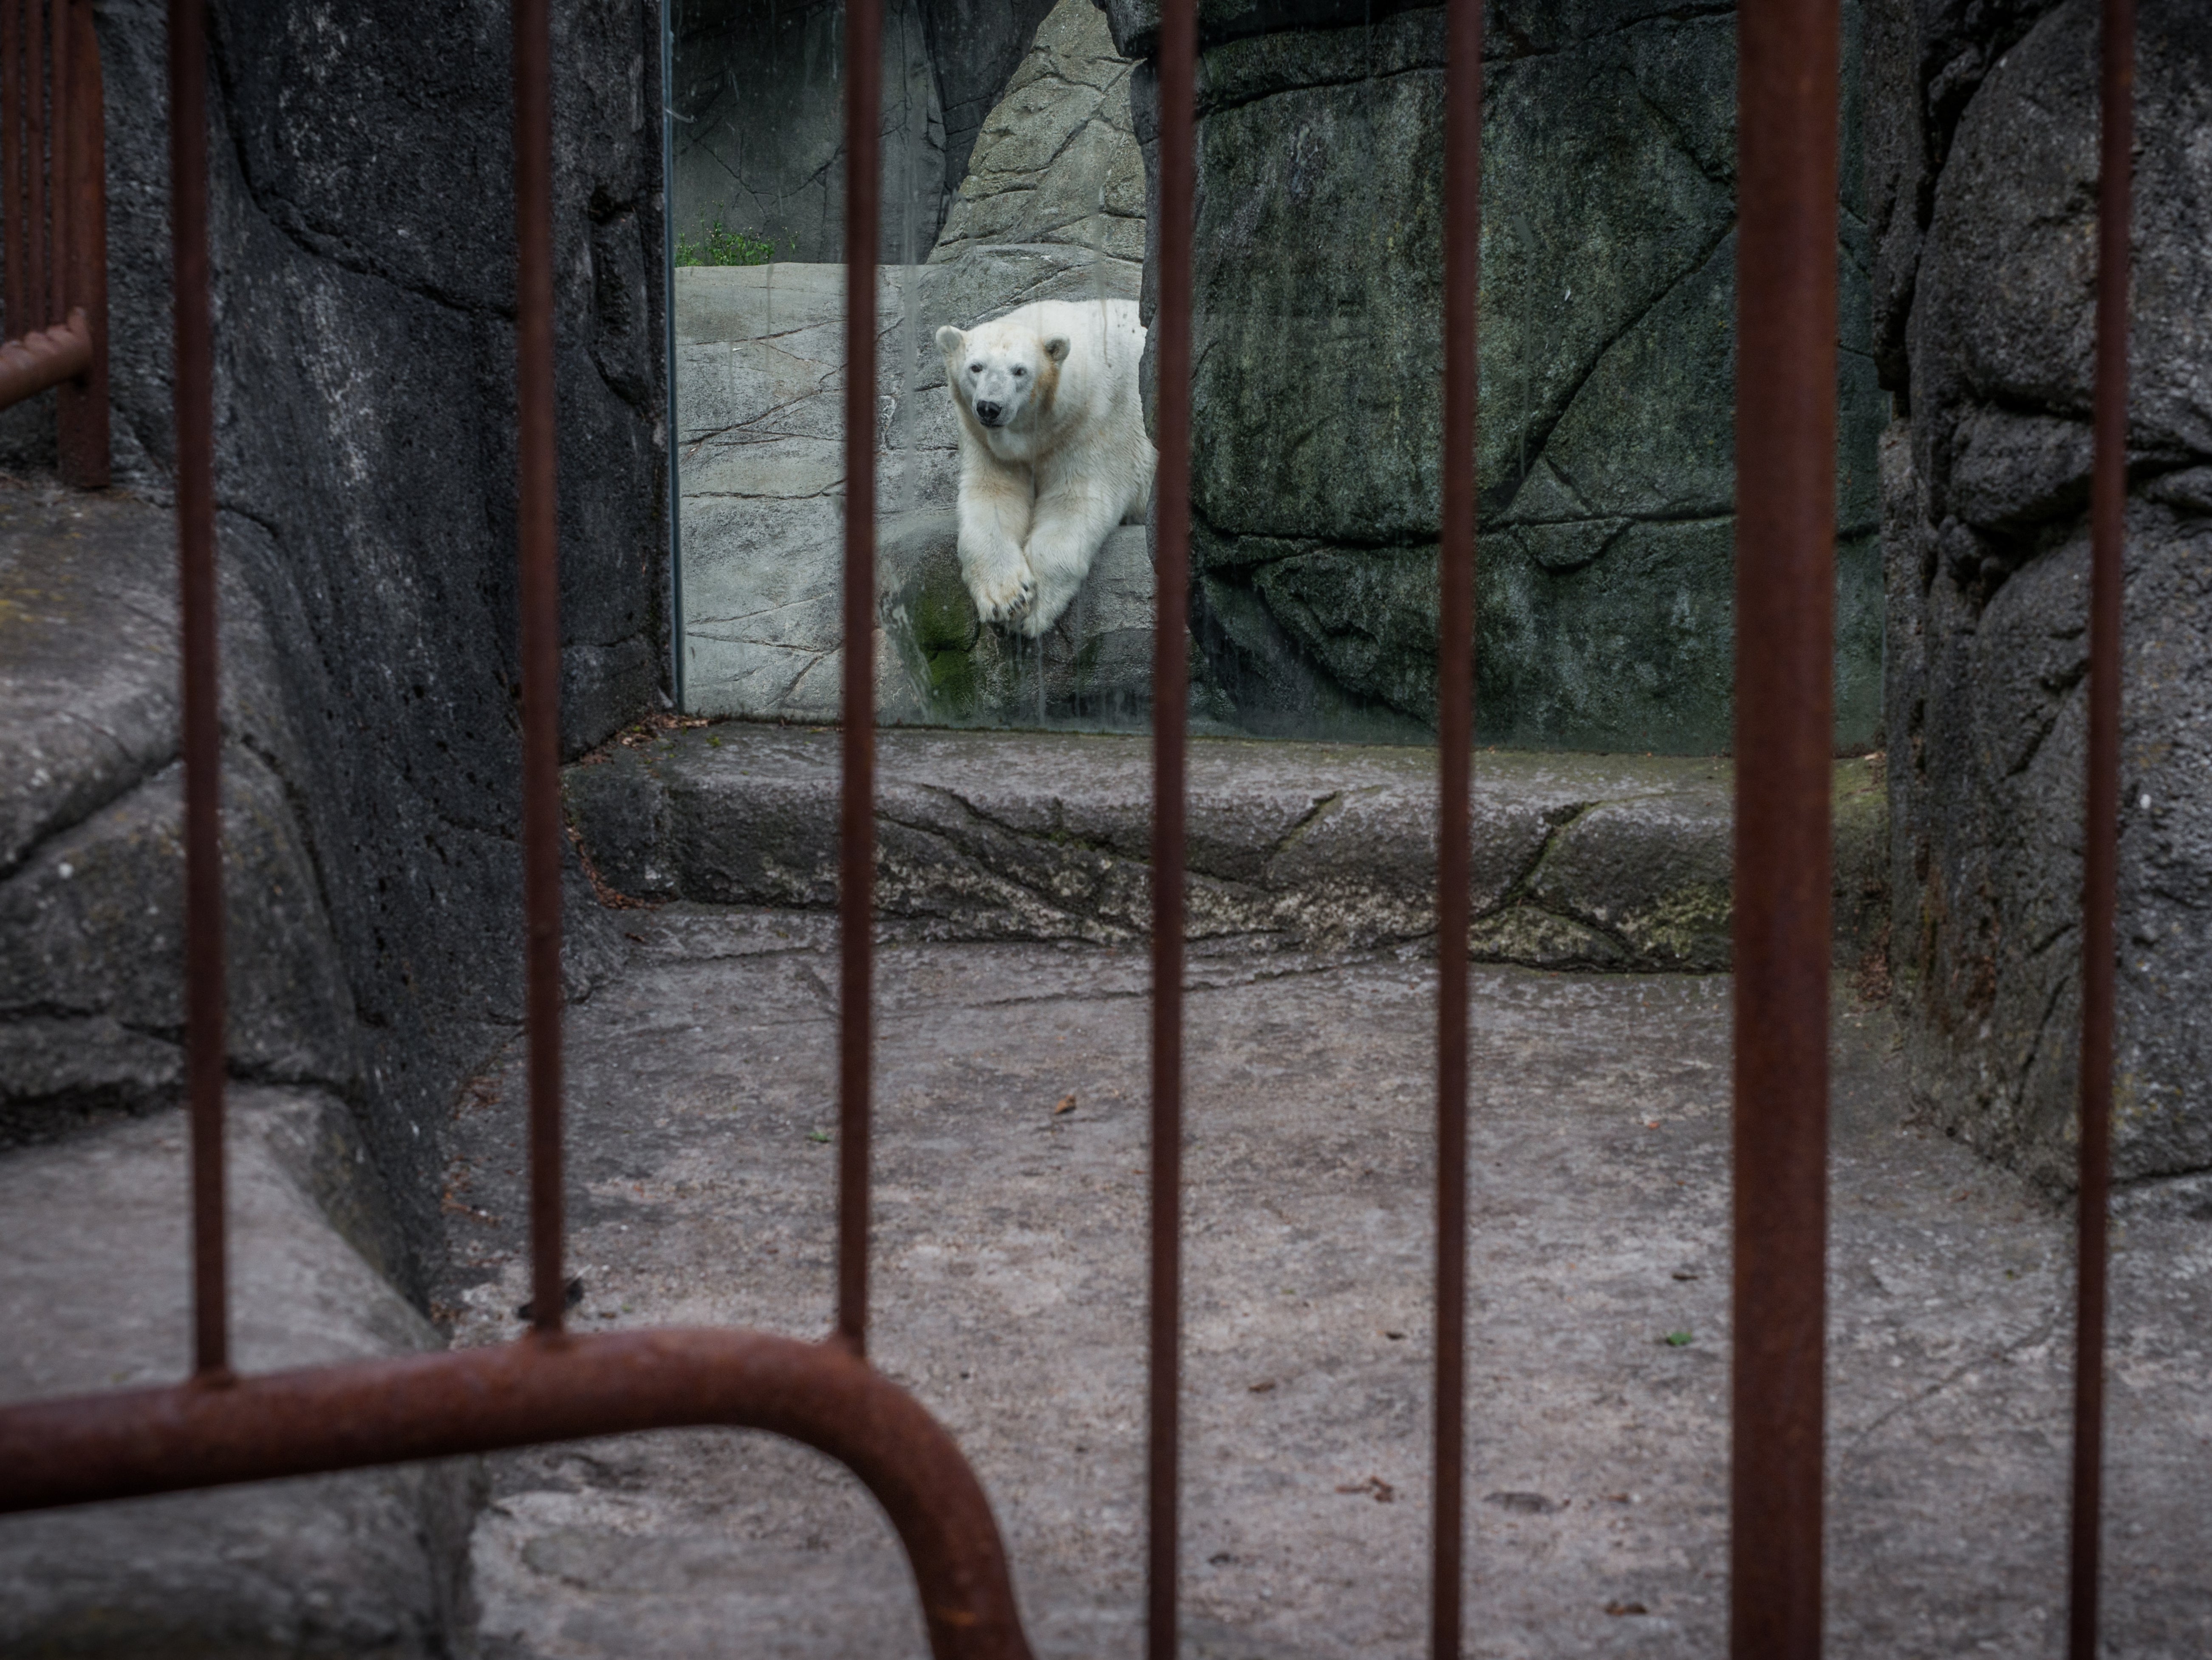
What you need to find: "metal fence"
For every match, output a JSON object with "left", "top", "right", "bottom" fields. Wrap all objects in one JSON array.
[{"left": 0, "top": 0, "right": 2136, "bottom": 1657}]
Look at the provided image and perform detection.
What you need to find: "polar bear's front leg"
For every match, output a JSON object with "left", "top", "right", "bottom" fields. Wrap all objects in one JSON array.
[
  {"left": 954, "top": 447, "right": 1036, "bottom": 627},
  {"left": 1016, "top": 483, "right": 1126, "bottom": 638}
]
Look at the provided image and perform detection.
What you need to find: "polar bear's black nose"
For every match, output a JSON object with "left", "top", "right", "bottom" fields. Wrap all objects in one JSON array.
[{"left": 974, "top": 400, "right": 1002, "bottom": 426}]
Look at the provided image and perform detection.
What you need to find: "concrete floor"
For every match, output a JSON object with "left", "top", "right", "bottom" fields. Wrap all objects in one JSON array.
[{"left": 437, "top": 910, "right": 2212, "bottom": 1659}]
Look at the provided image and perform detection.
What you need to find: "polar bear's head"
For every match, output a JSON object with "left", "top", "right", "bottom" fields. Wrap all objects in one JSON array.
[{"left": 936, "top": 318, "right": 1070, "bottom": 432}]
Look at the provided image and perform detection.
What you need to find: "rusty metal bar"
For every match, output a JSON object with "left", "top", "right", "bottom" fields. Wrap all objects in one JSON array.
[
  {"left": 837, "top": 0, "right": 881, "bottom": 1360},
  {"left": 1729, "top": 0, "right": 1839, "bottom": 1654},
  {"left": 2068, "top": 0, "right": 2133, "bottom": 1652},
  {"left": 170, "top": 0, "right": 225, "bottom": 1380},
  {"left": 1146, "top": 0, "right": 1195, "bottom": 1652},
  {"left": 55, "top": 0, "right": 104, "bottom": 485},
  {"left": 23, "top": 0, "right": 41, "bottom": 330},
  {"left": 1432, "top": 0, "right": 1482, "bottom": 1653},
  {"left": 3, "top": 0, "right": 19, "bottom": 332},
  {"left": 0, "top": 1330, "right": 1035, "bottom": 1660},
  {"left": 0, "top": 303, "right": 82, "bottom": 405},
  {"left": 513, "top": 0, "right": 566, "bottom": 1338},
  {"left": 46, "top": 0, "right": 62, "bottom": 329}
]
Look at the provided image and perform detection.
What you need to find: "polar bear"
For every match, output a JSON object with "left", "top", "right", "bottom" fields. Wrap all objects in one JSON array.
[{"left": 934, "top": 298, "right": 1155, "bottom": 637}]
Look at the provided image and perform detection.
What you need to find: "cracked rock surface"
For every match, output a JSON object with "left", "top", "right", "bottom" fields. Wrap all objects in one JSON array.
[
  {"left": 565, "top": 723, "right": 1887, "bottom": 972},
  {"left": 3, "top": 0, "right": 666, "bottom": 1268},
  {"left": 0, "top": 488, "right": 356, "bottom": 1143},
  {"left": 1874, "top": 0, "right": 2212, "bottom": 1186},
  {"left": 438, "top": 914, "right": 2212, "bottom": 1657},
  {"left": 1111, "top": 0, "right": 1884, "bottom": 750}
]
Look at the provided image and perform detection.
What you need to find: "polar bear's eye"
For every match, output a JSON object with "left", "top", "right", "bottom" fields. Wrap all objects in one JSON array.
[
  {"left": 1011, "top": 366, "right": 1027, "bottom": 377},
  {"left": 969, "top": 362, "right": 982, "bottom": 374}
]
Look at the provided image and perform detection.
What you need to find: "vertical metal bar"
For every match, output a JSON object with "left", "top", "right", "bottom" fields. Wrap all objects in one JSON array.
[
  {"left": 836, "top": 0, "right": 881, "bottom": 1359},
  {"left": 2068, "top": 0, "right": 2132, "bottom": 1652},
  {"left": 3, "top": 0, "right": 20, "bottom": 333},
  {"left": 1730, "top": 0, "right": 1838, "bottom": 1654},
  {"left": 1432, "top": 0, "right": 1482, "bottom": 1654},
  {"left": 660, "top": 0, "right": 684, "bottom": 710},
  {"left": 55, "top": 0, "right": 105, "bottom": 487},
  {"left": 513, "top": 0, "right": 566, "bottom": 1339},
  {"left": 24, "top": 0, "right": 43, "bottom": 329},
  {"left": 45, "top": 0, "right": 61, "bottom": 325},
  {"left": 169, "top": 0, "right": 223, "bottom": 1380},
  {"left": 1146, "top": 0, "right": 1194, "bottom": 1652}
]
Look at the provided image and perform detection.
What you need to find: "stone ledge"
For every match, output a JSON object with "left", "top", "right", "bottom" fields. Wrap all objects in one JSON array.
[
  {"left": 566, "top": 724, "right": 1887, "bottom": 972},
  {"left": 0, "top": 1088, "right": 474, "bottom": 1657}
]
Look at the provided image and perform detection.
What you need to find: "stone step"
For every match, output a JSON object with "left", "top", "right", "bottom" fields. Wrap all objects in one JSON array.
[
  {"left": 565, "top": 724, "right": 1887, "bottom": 973},
  {"left": 0, "top": 1088, "right": 472, "bottom": 1657},
  {"left": 0, "top": 489, "right": 358, "bottom": 1142}
]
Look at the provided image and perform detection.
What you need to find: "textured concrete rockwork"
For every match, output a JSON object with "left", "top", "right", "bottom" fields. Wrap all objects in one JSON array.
[
  {"left": 564, "top": 724, "right": 1888, "bottom": 970},
  {"left": 1873, "top": 0, "right": 2212, "bottom": 1186},
  {"left": 435, "top": 916, "right": 2212, "bottom": 1657},
  {"left": 671, "top": 0, "right": 948, "bottom": 265},
  {"left": 1111, "top": 0, "right": 1884, "bottom": 751},
  {"left": 0, "top": 1089, "right": 477, "bottom": 1657},
  {"left": 0, "top": 1, "right": 663, "bottom": 1269},
  {"left": 929, "top": 0, "right": 1144, "bottom": 273},
  {"left": 670, "top": 0, "right": 1064, "bottom": 262},
  {"left": 0, "top": 490, "right": 358, "bottom": 1142}
]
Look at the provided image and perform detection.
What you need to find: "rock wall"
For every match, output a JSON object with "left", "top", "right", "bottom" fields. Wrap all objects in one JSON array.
[
  {"left": 1874, "top": 0, "right": 2212, "bottom": 1186},
  {"left": 671, "top": 0, "right": 1066, "bottom": 262},
  {"left": 0, "top": 0, "right": 663, "bottom": 1283},
  {"left": 672, "top": 0, "right": 947, "bottom": 263},
  {"left": 930, "top": 0, "right": 1144, "bottom": 271},
  {"left": 1110, "top": 0, "right": 1886, "bottom": 752}
]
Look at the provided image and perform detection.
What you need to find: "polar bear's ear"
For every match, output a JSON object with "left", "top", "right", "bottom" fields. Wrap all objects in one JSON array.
[
  {"left": 1043, "top": 335, "right": 1071, "bottom": 364},
  {"left": 934, "top": 324, "right": 966, "bottom": 356}
]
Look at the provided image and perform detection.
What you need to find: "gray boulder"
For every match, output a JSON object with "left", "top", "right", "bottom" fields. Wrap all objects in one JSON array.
[{"left": 1877, "top": 0, "right": 2212, "bottom": 1185}]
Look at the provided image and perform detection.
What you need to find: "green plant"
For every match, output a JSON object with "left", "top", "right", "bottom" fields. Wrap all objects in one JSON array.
[{"left": 675, "top": 214, "right": 778, "bottom": 267}]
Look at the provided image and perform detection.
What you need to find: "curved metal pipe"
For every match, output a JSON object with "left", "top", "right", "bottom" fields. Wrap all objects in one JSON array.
[
  {"left": 0, "top": 305, "right": 91, "bottom": 411},
  {"left": 0, "top": 1327, "right": 1035, "bottom": 1660}
]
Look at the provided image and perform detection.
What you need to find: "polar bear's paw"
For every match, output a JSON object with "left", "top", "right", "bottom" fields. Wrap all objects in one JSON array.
[{"left": 967, "top": 562, "right": 1036, "bottom": 629}]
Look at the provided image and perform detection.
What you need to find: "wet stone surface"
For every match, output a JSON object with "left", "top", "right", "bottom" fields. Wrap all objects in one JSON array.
[{"left": 438, "top": 913, "right": 2211, "bottom": 1658}]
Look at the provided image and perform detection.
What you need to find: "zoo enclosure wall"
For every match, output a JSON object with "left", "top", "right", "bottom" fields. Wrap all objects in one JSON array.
[{"left": 0, "top": 3, "right": 2138, "bottom": 1660}]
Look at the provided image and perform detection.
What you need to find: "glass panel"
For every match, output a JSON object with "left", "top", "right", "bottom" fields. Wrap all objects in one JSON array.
[{"left": 667, "top": 0, "right": 1881, "bottom": 752}]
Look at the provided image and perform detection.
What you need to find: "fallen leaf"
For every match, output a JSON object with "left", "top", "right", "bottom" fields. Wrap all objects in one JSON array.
[
  {"left": 1604, "top": 1601, "right": 1650, "bottom": 1617},
  {"left": 1054, "top": 1094, "right": 1078, "bottom": 1115},
  {"left": 1335, "top": 1475, "right": 1395, "bottom": 1503}
]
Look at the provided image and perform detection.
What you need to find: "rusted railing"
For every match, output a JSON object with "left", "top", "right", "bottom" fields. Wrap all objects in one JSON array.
[
  {"left": 0, "top": 0, "right": 104, "bottom": 483},
  {"left": 0, "top": 3, "right": 1032, "bottom": 1656},
  {"left": 0, "top": 0, "right": 2138, "bottom": 1656},
  {"left": 1730, "top": 0, "right": 1842, "bottom": 1651}
]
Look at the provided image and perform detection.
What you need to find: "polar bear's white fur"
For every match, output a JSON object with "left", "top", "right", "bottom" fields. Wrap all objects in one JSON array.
[{"left": 933, "top": 298, "right": 1155, "bottom": 637}]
